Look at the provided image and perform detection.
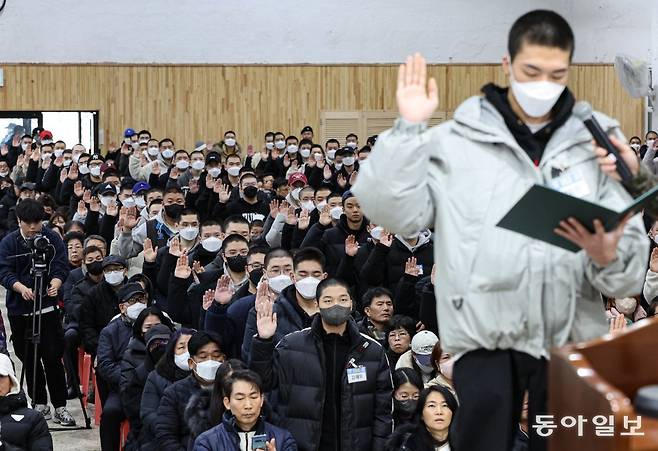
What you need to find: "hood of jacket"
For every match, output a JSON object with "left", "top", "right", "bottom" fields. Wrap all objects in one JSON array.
[{"left": 395, "top": 229, "right": 432, "bottom": 252}]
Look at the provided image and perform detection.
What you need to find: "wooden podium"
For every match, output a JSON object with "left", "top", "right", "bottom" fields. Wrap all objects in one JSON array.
[{"left": 549, "top": 317, "right": 658, "bottom": 450}]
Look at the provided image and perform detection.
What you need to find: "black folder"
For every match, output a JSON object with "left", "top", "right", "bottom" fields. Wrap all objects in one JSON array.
[{"left": 496, "top": 184, "right": 658, "bottom": 252}]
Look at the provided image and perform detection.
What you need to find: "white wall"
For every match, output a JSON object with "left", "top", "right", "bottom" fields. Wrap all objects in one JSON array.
[{"left": 0, "top": 0, "right": 651, "bottom": 64}]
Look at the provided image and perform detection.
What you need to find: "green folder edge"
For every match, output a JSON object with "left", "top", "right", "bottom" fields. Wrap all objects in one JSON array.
[{"left": 496, "top": 183, "right": 658, "bottom": 252}]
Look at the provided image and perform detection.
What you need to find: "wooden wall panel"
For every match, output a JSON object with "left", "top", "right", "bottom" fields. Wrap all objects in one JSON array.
[{"left": 0, "top": 64, "right": 643, "bottom": 153}]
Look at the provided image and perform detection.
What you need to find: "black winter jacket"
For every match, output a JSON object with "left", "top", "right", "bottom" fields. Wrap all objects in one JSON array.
[
  {"left": 385, "top": 423, "right": 450, "bottom": 451},
  {"left": 119, "top": 337, "right": 148, "bottom": 434},
  {"left": 156, "top": 374, "right": 204, "bottom": 451},
  {"left": 250, "top": 315, "right": 393, "bottom": 451},
  {"left": 0, "top": 391, "right": 53, "bottom": 450},
  {"left": 96, "top": 317, "right": 133, "bottom": 392},
  {"left": 80, "top": 280, "right": 124, "bottom": 355}
]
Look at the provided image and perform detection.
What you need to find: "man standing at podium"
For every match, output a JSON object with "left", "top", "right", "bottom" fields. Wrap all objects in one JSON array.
[{"left": 353, "top": 9, "right": 648, "bottom": 451}]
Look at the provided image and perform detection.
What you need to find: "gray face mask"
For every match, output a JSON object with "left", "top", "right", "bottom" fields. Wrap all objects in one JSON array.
[{"left": 319, "top": 305, "right": 352, "bottom": 326}]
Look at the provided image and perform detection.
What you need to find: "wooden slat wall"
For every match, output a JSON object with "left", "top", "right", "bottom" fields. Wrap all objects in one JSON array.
[{"left": 0, "top": 64, "right": 643, "bottom": 151}]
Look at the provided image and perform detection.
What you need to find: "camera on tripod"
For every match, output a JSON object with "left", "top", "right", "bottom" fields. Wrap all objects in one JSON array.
[{"left": 26, "top": 234, "right": 50, "bottom": 269}]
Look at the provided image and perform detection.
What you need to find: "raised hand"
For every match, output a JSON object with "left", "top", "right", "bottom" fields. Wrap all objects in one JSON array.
[
  {"left": 405, "top": 256, "right": 420, "bottom": 277},
  {"left": 269, "top": 200, "right": 280, "bottom": 219},
  {"left": 143, "top": 238, "right": 158, "bottom": 263},
  {"left": 554, "top": 215, "right": 632, "bottom": 267},
  {"left": 337, "top": 174, "right": 347, "bottom": 189},
  {"left": 82, "top": 189, "right": 92, "bottom": 205},
  {"left": 397, "top": 53, "right": 439, "bottom": 123},
  {"left": 189, "top": 178, "right": 200, "bottom": 194},
  {"left": 89, "top": 196, "right": 100, "bottom": 212},
  {"left": 319, "top": 204, "right": 332, "bottom": 226},
  {"left": 68, "top": 163, "right": 79, "bottom": 180},
  {"left": 218, "top": 183, "right": 231, "bottom": 204},
  {"left": 306, "top": 155, "right": 317, "bottom": 168},
  {"left": 140, "top": 152, "right": 149, "bottom": 166},
  {"left": 105, "top": 201, "right": 119, "bottom": 217},
  {"left": 120, "top": 142, "right": 132, "bottom": 155},
  {"left": 285, "top": 206, "right": 298, "bottom": 226},
  {"left": 379, "top": 232, "right": 393, "bottom": 247},
  {"left": 174, "top": 254, "right": 192, "bottom": 279},
  {"left": 119, "top": 206, "right": 139, "bottom": 231},
  {"left": 54, "top": 156, "right": 64, "bottom": 167},
  {"left": 0, "top": 144, "right": 8, "bottom": 156},
  {"left": 77, "top": 200, "right": 88, "bottom": 218},
  {"left": 150, "top": 161, "right": 161, "bottom": 176},
  {"left": 31, "top": 148, "right": 41, "bottom": 162},
  {"left": 278, "top": 200, "right": 290, "bottom": 216},
  {"left": 202, "top": 289, "right": 214, "bottom": 311},
  {"left": 650, "top": 247, "right": 658, "bottom": 273},
  {"left": 349, "top": 170, "right": 358, "bottom": 186},
  {"left": 323, "top": 164, "right": 332, "bottom": 181},
  {"left": 213, "top": 275, "right": 235, "bottom": 305},
  {"left": 430, "top": 264, "right": 436, "bottom": 286},
  {"left": 73, "top": 181, "right": 84, "bottom": 198},
  {"left": 608, "top": 313, "right": 627, "bottom": 335},
  {"left": 169, "top": 167, "right": 180, "bottom": 180},
  {"left": 298, "top": 208, "right": 311, "bottom": 230},
  {"left": 345, "top": 235, "right": 359, "bottom": 257},
  {"left": 192, "top": 261, "right": 205, "bottom": 274},
  {"left": 290, "top": 159, "right": 299, "bottom": 171},
  {"left": 59, "top": 168, "right": 68, "bottom": 184},
  {"left": 205, "top": 173, "right": 215, "bottom": 189},
  {"left": 169, "top": 237, "right": 183, "bottom": 257},
  {"left": 283, "top": 153, "right": 291, "bottom": 168},
  {"left": 16, "top": 154, "right": 25, "bottom": 168},
  {"left": 255, "top": 280, "right": 277, "bottom": 339}
]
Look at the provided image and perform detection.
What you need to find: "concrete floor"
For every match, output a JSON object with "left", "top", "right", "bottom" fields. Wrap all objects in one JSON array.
[{"left": 1, "top": 289, "right": 101, "bottom": 450}]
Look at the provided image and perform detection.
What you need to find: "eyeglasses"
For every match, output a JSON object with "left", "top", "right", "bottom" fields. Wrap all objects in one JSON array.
[
  {"left": 396, "top": 393, "right": 419, "bottom": 401},
  {"left": 389, "top": 331, "right": 410, "bottom": 339},
  {"left": 127, "top": 295, "right": 147, "bottom": 305}
]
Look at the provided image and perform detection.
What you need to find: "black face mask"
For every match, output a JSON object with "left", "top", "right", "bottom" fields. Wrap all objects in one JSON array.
[
  {"left": 225, "top": 255, "right": 247, "bottom": 273},
  {"left": 164, "top": 204, "right": 184, "bottom": 220},
  {"left": 86, "top": 261, "right": 104, "bottom": 276},
  {"left": 249, "top": 268, "right": 264, "bottom": 286},
  {"left": 394, "top": 399, "right": 417, "bottom": 417},
  {"left": 243, "top": 186, "right": 258, "bottom": 199}
]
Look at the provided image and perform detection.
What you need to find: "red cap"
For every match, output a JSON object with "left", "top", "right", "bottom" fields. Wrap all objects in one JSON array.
[
  {"left": 39, "top": 130, "right": 53, "bottom": 140},
  {"left": 288, "top": 172, "right": 308, "bottom": 187}
]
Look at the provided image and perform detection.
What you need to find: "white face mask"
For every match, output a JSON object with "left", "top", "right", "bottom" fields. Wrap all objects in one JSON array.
[
  {"left": 295, "top": 277, "right": 321, "bottom": 300},
  {"left": 334, "top": 163, "right": 343, "bottom": 171},
  {"left": 90, "top": 166, "right": 102, "bottom": 177},
  {"left": 265, "top": 142, "right": 275, "bottom": 150},
  {"left": 313, "top": 153, "right": 324, "bottom": 162},
  {"left": 73, "top": 153, "right": 82, "bottom": 163},
  {"left": 174, "top": 351, "right": 190, "bottom": 371},
  {"left": 300, "top": 148, "right": 311, "bottom": 158},
  {"left": 79, "top": 164, "right": 90, "bottom": 175},
  {"left": 268, "top": 274, "right": 293, "bottom": 294},
  {"left": 201, "top": 236, "right": 222, "bottom": 253},
  {"left": 370, "top": 226, "right": 384, "bottom": 241},
  {"left": 147, "top": 146, "right": 160, "bottom": 157},
  {"left": 100, "top": 195, "right": 115, "bottom": 207},
  {"left": 54, "top": 149, "right": 64, "bottom": 158},
  {"left": 162, "top": 149, "right": 175, "bottom": 159},
  {"left": 326, "top": 149, "right": 337, "bottom": 160},
  {"left": 630, "top": 143, "right": 641, "bottom": 151},
  {"left": 0, "top": 171, "right": 8, "bottom": 178},
  {"left": 208, "top": 167, "right": 222, "bottom": 178},
  {"left": 291, "top": 187, "right": 302, "bottom": 201},
  {"left": 175, "top": 160, "right": 190, "bottom": 170},
  {"left": 227, "top": 166, "right": 241, "bottom": 177},
  {"left": 287, "top": 145, "right": 298, "bottom": 155},
  {"left": 191, "top": 160, "right": 205, "bottom": 171},
  {"left": 346, "top": 142, "right": 357, "bottom": 149},
  {"left": 63, "top": 159, "right": 72, "bottom": 168},
  {"left": 139, "top": 139, "right": 149, "bottom": 144},
  {"left": 224, "top": 138, "right": 236, "bottom": 147},
  {"left": 179, "top": 226, "right": 199, "bottom": 241},
  {"left": 194, "top": 359, "right": 222, "bottom": 382},
  {"left": 41, "top": 153, "right": 52, "bottom": 161},
  {"left": 439, "top": 357, "right": 454, "bottom": 380},
  {"left": 275, "top": 140, "right": 286, "bottom": 150},
  {"left": 104, "top": 270, "right": 124, "bottom": 286},
  {"left": 343, "top": 157, "right": 355, "bottom": 166},
  {"left": 21, "top": 143, "right": 29, "bottom": 151},
  {"left": 509, "top": 66, "right": 565, "bottom": 118},
  {"left": 301, "top": 200, "right": 315, "bottom": 212},
  {"left": 122, "top": 196, "right": 136, "bottom": 208},
  {"left": 330, "top": 206, "right": 343, "bottom": 220},
  {"left": 124, "top": 138, "right": 132, "bottom": 145},
  {"left": 126, "top": 302, "right": 146, "bottom": 321},
  {"left": 134, "top": 196, "right": 146, "bottom": 209}
]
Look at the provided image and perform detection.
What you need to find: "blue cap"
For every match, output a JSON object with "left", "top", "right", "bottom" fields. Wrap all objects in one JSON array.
[
  {"left": 124, "top": 128, "right": 136, "bottom": 138},
  {"left": 132, "top": 181, "right": 151, "bottom": 194},
  {"left": 342, "top": 190, "right": 355, "bottom": 202}
]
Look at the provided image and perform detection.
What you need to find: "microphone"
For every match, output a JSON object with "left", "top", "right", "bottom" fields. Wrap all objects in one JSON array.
[{"left": 572, "top": 101, "right": 634, "bottom": 183}]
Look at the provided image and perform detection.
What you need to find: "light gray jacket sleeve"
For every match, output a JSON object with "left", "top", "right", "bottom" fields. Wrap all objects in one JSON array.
[
  {"left": 642, "top": 146, "right": 658, "bottom": 175},
  {"left": 116, "top": 222, "right": 146, "bottom": 259},
  {"left": 352, "top": 118, "right": 436, "bottom": 237},
  {"left": 644, "top": 269, "right": 658, "bottom": 301},
  {"left": 266, "top": 213, "right": 286, "bottom": 247},
  {"left": 583, "top": 171, "right": 649, "bottom": 298}
]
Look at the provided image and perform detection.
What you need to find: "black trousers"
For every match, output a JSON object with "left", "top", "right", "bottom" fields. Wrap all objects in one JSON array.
[
  {"left": 63, "top": 326, "right": 80, "bottom": 391},
  {"left": 451, "top": 349, "right": 547, "bottom": 451},
  {"left": 96, "top": 376, "right": 125, "bottom": 451},
  {"left": 8, "top": 310, "right": 67, "bottom": 408}
]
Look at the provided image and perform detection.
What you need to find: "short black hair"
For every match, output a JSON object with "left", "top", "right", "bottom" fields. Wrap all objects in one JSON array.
[
  {"left": 188, "top": 330, "right": 223, "bottom": 357},
  {"left": 224, "top": 130, "right": 236, "bottom": 137},
  {"left": 392, "top": 367, "right": 424, "bottom": 392},
  {"left": 223, "top": 369, "right": 263, "bottom": 398},
  {"left": 264, "top": 132, "right": 275, "bottom": 140},
  {"left": 299, "top": 139, "right": 313, "bottom": 148},
  {"left": 646, "top": 131, "right": 658, "bottom": 139},
  {"left": 137, "top": 130, "right": 151, "bottom": 138},
  {"left": 132, "top": 306, "right": 174, "bottom": 340},
  {"left": 326, "top": 139, "right": 340, "bottom": 147},
  {"left": 223, "top": 215, "right": 250, "bottom": 231},
  {"left": 508, "top": 10, "right": 574, "bottom": 61},
  {"left": 15, "top": 199, "right": 45, "bottom": 223},
  {"left": 358, "top": 146, "right": 371, "bottom": 155},
  {"left": 272, "top": 178, "right": 288, "bottom": 190},
  {"left": 345, "top": 133, "right": 358, "bottom": 141},
  {"left": 292, "top": 247, "right": 326, "bottom": 272},
  {"left": 222, "top": 233, "right": 249, "bottom": 251},
  {"left": 316, "top": 278, "right": 352, "bottom": 301},
  {"left": 274, "top": 132, "right": 285, "bottom": 139},
  {"left": 21, "top": 134, "right": 32, "bottom": 141},
  {"left": 629, "top": 136, "right": 641, "bottom": 143},
  {"left": 265, "top": 248, "right": 292, "bottom": 268},
  {"left": 201, "top": 220, "right": 222, "bottom": 232},
  {"left": 386, "top": 315, "right": 416, "bottom": 340},
  {"left": 362, "top": 287, "right": 393, "bottom": 310},
  {"left": 286, "top": 136, "right": 298, "bottom": 144},
  {"left": 159, "top": 138, "right": 174, "bottom": 147}
]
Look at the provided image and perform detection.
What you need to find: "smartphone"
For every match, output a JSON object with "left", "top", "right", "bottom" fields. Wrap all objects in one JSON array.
[{"left": 252, "top": 433, "right": 267, "bottom": 450}]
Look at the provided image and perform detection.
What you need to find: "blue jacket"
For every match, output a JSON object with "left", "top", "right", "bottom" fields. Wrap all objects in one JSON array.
[
  {"left": 96, "top": 316, "right": 133, "bottom": 392},
  {"left": 0, "top": 227, "right": 68, "bottom": 316},
  {"left": 193, "top": 414, "right": 297, "bottom": 451}
]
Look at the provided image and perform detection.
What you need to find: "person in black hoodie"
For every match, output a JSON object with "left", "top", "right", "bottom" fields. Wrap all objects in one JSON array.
[
  {"left": 250, "top": 278, "right": 392, "bottom": 451},
  {"left": 301, "top": 190, "right": 369, "bottom": 276},
  {"left": 212, "top": 172, "right": 270, "bottom": 223},
  {"left": 391, "top": 368, "right": 423, "bottom": 431},
  {"left": 140, "top": 328, "right": 195, "bottom": 451},
  {"left": 0, "top": 353, "right": 52, "bottom": 450},
  {"left": 385, "top": 385, "right": 457, "bottom": 451},
  {"left": 121, "top": 319, "right": 174, "bottom": 451},
  {"left": 241, "top": 247, "right": 326, "bottom": 363}
]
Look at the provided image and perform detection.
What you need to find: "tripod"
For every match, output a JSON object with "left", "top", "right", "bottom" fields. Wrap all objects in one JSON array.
[{"left": 16, "top": 253, "right": 91, "bottom": 431}]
